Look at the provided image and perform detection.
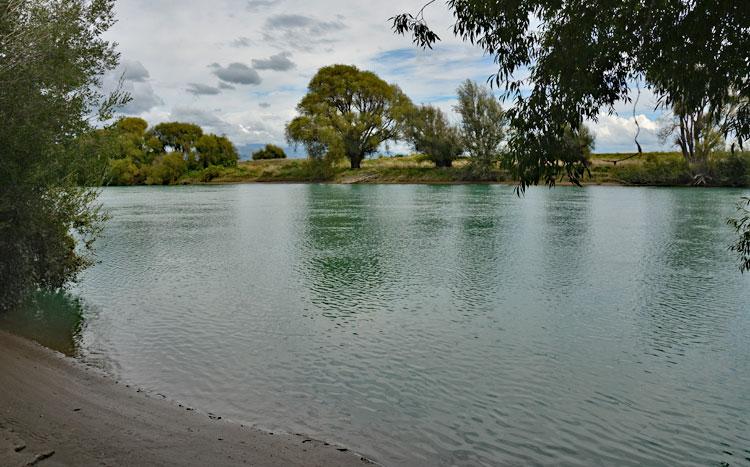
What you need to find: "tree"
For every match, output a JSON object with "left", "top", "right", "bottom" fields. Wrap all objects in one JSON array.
[
  {"left": 252, "top": 144, "right": 287, "bottom": 160},
  {"left": 116, "top": 117, "right": 148, "bottom": 135},
  {"left": 0, "top": 0, "right": 125, "bottom": 309},
  {"left": 108, "top": 158, "right": 139, "bottom": 185},
  {"left": 659, "top": 100, "right": 724, "bottom": 173},
  {"left": 286, "top": 64, "right": 413, "bottom": 169},
  {"left": 404, "top": 105, "right": 462, "bottom": 168},
  {"left": 454, "top": 80, "right": 506, "bottom": 177},
  {"left": 144, "top": 153, "right": 187, "bottom": 185},
  {"left": 392, "top": 1, "right": 750, "bottom": 192},
  {"left": 149, "top": 122, "right": 203, "bottom": 169},
  {"left": 729, "top": 197, "right": 750, "bottom": 273},
  {"left": 195, "top": 134, "right": 239, "bottom": 168}
]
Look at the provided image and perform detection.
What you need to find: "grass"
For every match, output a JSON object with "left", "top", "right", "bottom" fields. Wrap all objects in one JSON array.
[{"left": 175, "top": 151, "right": 750, "bottom": 187}]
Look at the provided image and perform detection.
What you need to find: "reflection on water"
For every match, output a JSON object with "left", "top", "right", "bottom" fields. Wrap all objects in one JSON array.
[
  {"left": 14, "top": 185, "right": 750, "bottom": 466},
  {"left": 0, "top": 291, "right": 85, "bottom": 356}
]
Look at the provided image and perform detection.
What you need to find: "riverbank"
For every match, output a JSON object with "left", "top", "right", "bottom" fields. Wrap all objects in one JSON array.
[
  {"left": 0, "top": 330, "right": 371, "bottom": 467},
  {"left": 170, "top": 151, "right": 750, "bottom": 187}
]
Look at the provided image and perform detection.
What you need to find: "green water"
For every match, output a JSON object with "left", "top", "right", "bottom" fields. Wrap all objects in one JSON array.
[{"left": 11, "top": 185, "right": 750, "bottom": 466}]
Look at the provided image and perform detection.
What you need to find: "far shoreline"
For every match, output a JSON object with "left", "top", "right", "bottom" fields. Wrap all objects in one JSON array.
[{"left": 105, "top": 152, "right": 750, "bottom": 189}]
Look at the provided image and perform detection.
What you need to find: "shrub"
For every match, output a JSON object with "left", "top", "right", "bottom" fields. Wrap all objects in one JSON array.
[
  {"left": 200, "top": 165, "right": 223, "bottom": 182},
  {"left": 710, "top": 152, "right": 750, "bottom": 187},
  {"left": 108, "top": 157, "right": 139, "bottom": 185},
  {"left": 144, "top": 153, "right": 187, "bottom": 185},
  {"left": 252, "top": 144, "right": 287, "bottom": 160},
  {"left": 612, "top": 154, "right": 691, "bottom": 185}
]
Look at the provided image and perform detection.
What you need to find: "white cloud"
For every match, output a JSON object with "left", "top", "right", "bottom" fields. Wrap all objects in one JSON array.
[{"left": 589, "top": 113, "right": 671, "bottom": 153}]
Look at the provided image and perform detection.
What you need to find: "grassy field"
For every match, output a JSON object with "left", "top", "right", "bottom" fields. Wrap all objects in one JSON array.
[{"left": 178, "top": 151, "right": 750, "bottom": 187}]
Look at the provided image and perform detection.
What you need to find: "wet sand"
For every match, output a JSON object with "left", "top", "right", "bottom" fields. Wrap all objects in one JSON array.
[{"left": 0, "top": 331, "right": 372, "bottom": 466}]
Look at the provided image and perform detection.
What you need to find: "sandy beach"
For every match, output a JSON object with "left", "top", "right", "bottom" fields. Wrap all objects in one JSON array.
[{"left": 0, "top": 331, "right": 372, "bottom": 466}]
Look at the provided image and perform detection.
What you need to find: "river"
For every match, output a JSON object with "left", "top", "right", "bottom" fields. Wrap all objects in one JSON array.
[{"left": 7, "top": 184, "right": 750, "bottom": 466}]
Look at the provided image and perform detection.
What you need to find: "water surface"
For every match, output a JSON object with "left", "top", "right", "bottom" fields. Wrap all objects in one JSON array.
[{"left": 26, "top": 185, "right": 750, "bottom": 465}]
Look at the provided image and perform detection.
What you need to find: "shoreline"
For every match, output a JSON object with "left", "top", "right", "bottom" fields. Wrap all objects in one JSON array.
[
  {"left": 105, "top": 151, "right": 750, "bottom": 188},
  {"left": 0, "top": 330, "right": 373, "bottom": 466}
]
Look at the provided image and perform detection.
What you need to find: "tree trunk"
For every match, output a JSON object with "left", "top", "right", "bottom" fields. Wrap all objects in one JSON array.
[
  {"left": 350, "top": 156, "right": 362, "bottom": 169},
  {"left": 436, "top": 159, "right": 452, "bottom": 168}
]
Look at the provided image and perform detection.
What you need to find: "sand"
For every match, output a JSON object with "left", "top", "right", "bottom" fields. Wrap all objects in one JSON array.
[{"left": 0, "top": 330, "right": 373, "bottom": 466}]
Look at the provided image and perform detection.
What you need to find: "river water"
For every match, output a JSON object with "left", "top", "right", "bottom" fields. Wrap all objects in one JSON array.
[{"left": 11, "top": 185, "right": 750, "bottom": 466}]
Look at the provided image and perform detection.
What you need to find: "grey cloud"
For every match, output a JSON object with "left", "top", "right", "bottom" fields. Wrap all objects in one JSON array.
[
  {"left": 211, "top": 63, "right": 262, "bottom": 85},
  {"left": 121, "top": 60, "right": 150, "bottom": 82},
  {"left": 170, "top": 107, "right": 233, "bottom": 134},
  {"left": 263, "top": 14, "right": 346, "bottom": 51},
  {"left": 104, "top": 63, "right": 161, "bottom": 114},
  {"left": 230, "top": 36, "right": 253, "bottom": 48},
  {"left": 120, "top": 82, "right": 163, "bottom": 114},
  {"left": 218, "top": 82, "right": 236, "bottom": 90},
  {"left": 247, "top": 0, "right": 281, "bottom": 11},
  {"left": 186, "top": 83, "right": 221, "bottom": 96},
  {"left": 251, "top": 52, "right": 295, "bottom": 71},
  {"left": 259, "top": 102, "right": 271, "bottom": 108}
]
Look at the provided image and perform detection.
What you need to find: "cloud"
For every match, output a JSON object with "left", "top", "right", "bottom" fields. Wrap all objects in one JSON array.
[
  {"left": 230, "top": 36, "right": 253, "bottom": 48},
  {"left": 259, "top": 102, "right": 271, "bottom": 108},
  {"left": 262, "top": 14, "right": 346, "bottom": 51},
  {"left": 169, "top": 106, "right": 282, "bottom": 144},
  {"left": 252, "top": 52, "right": 295, "bottom": 71},
  {"left": 246, "top": 0, "right": 281, "bottom": 11},
  {"left": 211, "top": 63, "right": 262, "bottom": 85},
  {"left": 186, "top": 83, "right": 221, "bottom": 96},
  {"left": 120, "top": 81, "right": 163, "bottom": 114},
  {"left": 170, "top": 106, "right": 234, "bottom": 135},
  {"left": 103, "top": 61, "right": 162, "bottom": 115},
  {"left": 590, "top": 113, "right": 668, "bottom": 153},
  {"left": 218, "top": 82, "right": 236, "bottom": 90},
  {"left": 120, "top": 60, "right": 150, "bottom": 82}
]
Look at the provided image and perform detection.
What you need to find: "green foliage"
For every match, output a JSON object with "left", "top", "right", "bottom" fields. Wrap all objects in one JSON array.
[
  {"left": 287, "top": 64, "right": 413, "bottom": 169},
  {"left": 728, "top": 198, "right": 750, "bottom": 273},
  {"left": 144, "top": 153, "right": 187, "bottom": 185},
  {"left": 710, "top": 152, "right": 750, "bottom": 187},
  {"left": 199, "top": 165, "right": 224, "bottom": 182},
  {"left": 393, "top": 1, "right": 750, "bottom": 192},
  {"left": 195, "top": 134, "right": 239, "bottom": 168},
  {"left": 76, "top": 118, "right": 240, "bottom": 185},
  {"left": 0, "top": 0, "right": 123, "bottom": 309},
  {"left": 252, "top": 144, "right": 287, "bottom": 160},
  {"left": 116, "top": 117, "right": 148, "bottom": 135},
  {"left": 612, "top": 154, "right": 691, "bottom": 185},
  {"left": 108, "top": 158, "right": 140, "bottom": 185},
  {"left": 455, "top": 80, "right": 506, "bottom": 179},
  {"left": 405, "top": 105, "right": 463, "bottom": 168},
  {"left": 149, "top": 122, "right": 203, "bottom": 169},
  {"left": 149, "top": 122, "right": 203, "bottom": 153}
]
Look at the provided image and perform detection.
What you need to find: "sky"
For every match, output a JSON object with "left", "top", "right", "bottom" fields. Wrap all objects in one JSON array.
[{"left": 103, "top": 0, "right": 673, "bottom": 157}]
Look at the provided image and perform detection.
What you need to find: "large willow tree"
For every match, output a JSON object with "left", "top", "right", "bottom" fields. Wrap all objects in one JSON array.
[
  {"left": 0, "top": 0, "right": 125, "bottom": 309},
  {"left": 392, "top": 0, "right": 749, "bottom": 190},
  {"left": 287, "top": 65, "right": 413, "bottom": 169}
]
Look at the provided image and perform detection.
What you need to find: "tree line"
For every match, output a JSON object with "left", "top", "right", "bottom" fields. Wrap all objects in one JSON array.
[
  {"left": 286, "top": 64, "right": 594, "bottom": 180},
  {"left": 84, "top": 118, "right": 239, "bottom": 185}
]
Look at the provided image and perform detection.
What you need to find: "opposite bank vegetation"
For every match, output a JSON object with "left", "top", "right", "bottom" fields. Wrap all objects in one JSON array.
[{"left": 160, "top": 151, "right": 750, "bottom": 187}]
